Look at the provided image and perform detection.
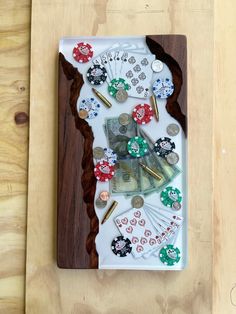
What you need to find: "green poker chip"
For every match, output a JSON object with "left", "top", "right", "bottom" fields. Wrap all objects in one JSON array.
[
  {"left": 160, "top": 186, "right": 182, "bottom": 208},
  {"left": 159, "top": 244, "right": 181, "bottom": 266},
  {"left": 127, "top": 136, "right": 148, "bottom": 158},
  {"left": 108, "top": 78, "right": 130, "bottom": 97}
]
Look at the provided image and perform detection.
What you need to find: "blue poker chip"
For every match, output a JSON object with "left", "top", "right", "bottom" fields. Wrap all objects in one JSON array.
[
  {"left": 152, "top": 78, "right": 174, "bottom": 99},
  {"left": 101, "top": 148, "right": 117, "bottom": 166},
  {"left": 79, "top": 97, "right": 100, "bottom": 119}
]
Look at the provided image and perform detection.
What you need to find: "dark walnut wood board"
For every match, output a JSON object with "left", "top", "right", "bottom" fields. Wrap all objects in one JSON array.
[{"left": 57, "top": 35, "right": 187, "bottom": 269}]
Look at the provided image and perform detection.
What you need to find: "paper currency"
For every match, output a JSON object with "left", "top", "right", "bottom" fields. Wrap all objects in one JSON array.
[{"left": 105, "top": 117, "right": 181, "bottom": 196}]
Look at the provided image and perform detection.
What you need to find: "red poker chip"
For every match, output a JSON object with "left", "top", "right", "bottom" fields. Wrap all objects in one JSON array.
[
  {"left": 73, "top": 42, "right": 93, "bottom": 63},
  {"left": 94, "top": 161, "right": 115, "bottom": 182},
  {"left": 132, "top": 103, "right": 153, "bottom": 125}
]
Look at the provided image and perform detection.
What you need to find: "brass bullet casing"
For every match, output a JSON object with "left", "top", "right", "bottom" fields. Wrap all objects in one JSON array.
[
  {"left": 101, "top": 201, "right": 118, "bottom": 224},
  {"left": 139, "top": 162, "right": 162, "bottom": 181},
  {"left": 92, "top": 87, "right": 112, "bottom": 108},
  {"left": 151, "top": 95, "right": 159, "bottom": 121}
]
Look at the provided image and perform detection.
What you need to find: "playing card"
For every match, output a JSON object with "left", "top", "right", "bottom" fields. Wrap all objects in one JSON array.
[
  {"left": 92, "top": 53, "right": 112, "bottom": 80},
  {"left": 91, "top": 42, "right": 150, "bottom": 84},
  {"left": 142, "top": 205, "right": 184, "bottom": 258},
  {"left": 145, "top": 203, "right": 184, "bottom": 226},
  {"left": 106, "top": 51, "right": 116, "bottom": 78},
  {"left": 120, "top": 52, "right": 155, "bottom": 98},
  {"left": 114, "top": 207, "right": 163, "bottom": 258}
]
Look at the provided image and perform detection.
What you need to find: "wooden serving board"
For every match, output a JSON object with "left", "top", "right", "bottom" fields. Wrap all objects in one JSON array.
[
  {"left": 26, "top": 0, "right": 214, "bottom": 312},
  {"left": 57, "top": 35, "right": 187, "bottom": 270}
]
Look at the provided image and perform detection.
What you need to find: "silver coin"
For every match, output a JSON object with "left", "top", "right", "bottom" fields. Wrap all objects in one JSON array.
[
  {"left": 151, "top": 60, "right": 164, "bottom": 73},
  {"left": 95, "top": 198, "right": 107, "bottom": 209},
  {"left": 119, "top": 125, "right": 127, "bottom": 134},
  {"left": 93, "top": 146, "right": 104, "bottom": 159},
  {"left": 172, "top": 201, "right": 181, "bottom": 211},
  {"left": 118, "top": 113, "right": 131, "bottom": 126},
  {"left": 166, "top": 123, "right": 180, "bottom": 136},
  {"left": 166, "top": 152, "right": 179, "bottom": 165},
  {"left": 115, "top": 89, "right": 128, "bottom": 103},
  {"left": 131, "top": 195, "right": 144, "bottom": 209}
]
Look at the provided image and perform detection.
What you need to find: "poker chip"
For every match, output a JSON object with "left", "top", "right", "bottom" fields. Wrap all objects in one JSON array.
[
  {"left": 72, "top": 42, "right": 93, "bottom": 63},
  {"left": 111, "top": 236, "right": 132, "bottom": 257},
  {"left": 159, "top": 245, "right": 181, "bottom": 266},
  {"left": 94, "top": 161, "right": 115, "bottom": 182},
  {"left": 152, "top": 78, "right": 174, "bottom": 99},
  {"left": 101, "top": 148, "right": 117, "bottom": 166},
  {"left": 79, "top": 98, "right": 100, "bottom": 119},
  {"left": 86, "top": 64, "right": 107, "bottom": 85},
  {"left": 132, "top": 103, "right": 153, "bottom": 125},
  {"left": 160, "top": 186, "right": 182, "bottom": 208},
  {"left": 154, "top": 137, "right": 175, "bottom": 157},
  {"left": 127, "top": 136, "right": 148, "bottom": 158},
  {"left": 108, "top": 78, "right": 130, "bottom": 97}
]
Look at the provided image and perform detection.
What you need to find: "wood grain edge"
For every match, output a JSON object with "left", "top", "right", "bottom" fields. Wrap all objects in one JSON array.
[
  {"left": 57, "top": 53, "right": 98, "bottom": 269},
  {"left": 146, "top": 35, "right": 187, "bottom": 135}
]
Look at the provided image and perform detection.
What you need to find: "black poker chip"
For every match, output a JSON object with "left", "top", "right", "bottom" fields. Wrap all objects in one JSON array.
[
  {"left": 154, "top": 137, "right": 175, "bottom": 157},
  {"left": 86, "top": 64, "right": 107, "bottom": 85},
  {"left": 111, "top": 236, "right": 132, "bottom": 257}
]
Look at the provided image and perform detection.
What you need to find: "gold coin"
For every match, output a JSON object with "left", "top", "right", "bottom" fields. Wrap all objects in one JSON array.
[
  {"left": 99, "top": 191, "right": 110, "bottom": 201},
  {"left": 78, "top": 109, "right": 88, "bottom": 119}
]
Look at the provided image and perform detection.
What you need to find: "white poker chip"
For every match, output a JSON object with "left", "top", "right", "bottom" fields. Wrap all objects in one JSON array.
[
  {"left": 100, "top": 148, "right": 117, "bottom": 166},
  {"left": 79, "top": 97, "right": 100, "bottom": 119},
  {"left": 151, "top": 60, "right": 164, "bottom": 73},
  {"left": 152, "top": 78, "right": 174, "bottom": 99}
]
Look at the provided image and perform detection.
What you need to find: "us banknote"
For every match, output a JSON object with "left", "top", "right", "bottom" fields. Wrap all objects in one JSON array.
[{"left": 105, "top": 117, "right": 181, "bottom": 196}]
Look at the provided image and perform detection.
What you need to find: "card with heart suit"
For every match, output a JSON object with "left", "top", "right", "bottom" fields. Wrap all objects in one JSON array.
[
  {"left": 114, "top": 205, "right": 184, "bottom": 259},
  {"left": 114, "top": 207, "right": 163, "bottom": 258}
]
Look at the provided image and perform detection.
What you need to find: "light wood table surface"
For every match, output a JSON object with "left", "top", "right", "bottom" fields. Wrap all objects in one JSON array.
[
  {"left": 0, "top": 0, "right": 235, "bottom": 313},
  {"left": 0, "top": 1, "right": 30, "bottom": 313}
]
